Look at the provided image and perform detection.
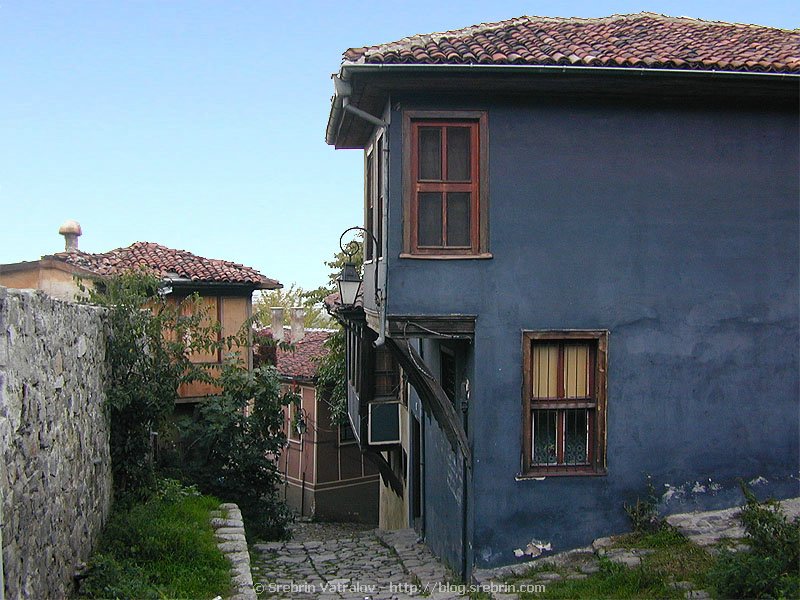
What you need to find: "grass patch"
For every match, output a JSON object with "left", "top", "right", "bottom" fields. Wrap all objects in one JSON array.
[
  {"left": 507, "top": 527, "right": 713, "bottom": 599},
  {"left": 617, "top": 526, "right": 714, "bottom": 587},
  {"left": 519, "top": 558, "right": 682, "bottom": 599},
  {"left": 79, "top": 482, "right": 231, "bottom": 600}
]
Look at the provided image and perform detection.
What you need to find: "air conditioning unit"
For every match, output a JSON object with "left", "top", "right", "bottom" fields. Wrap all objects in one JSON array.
[{"left": 368, "top": 401, "right": 401, "bottom": 446}]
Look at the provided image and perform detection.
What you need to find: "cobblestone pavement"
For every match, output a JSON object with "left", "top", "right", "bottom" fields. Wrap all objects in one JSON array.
[{"left": 250, "top": 522, "right": 463, "bottom": 600}]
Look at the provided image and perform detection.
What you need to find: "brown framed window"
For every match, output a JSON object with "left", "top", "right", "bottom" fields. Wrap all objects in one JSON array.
[
  {"left": 522, "top": 331, "right": 608, "bottom": 476},
  {"left": 403, "top": 111, "right": 489, "bottom": 257},
  {"left": 374, "top": 346, "right": 400, "bottom": 399},
  {"left": 364, "top": 135, "right": 384, "bottom": 261}
]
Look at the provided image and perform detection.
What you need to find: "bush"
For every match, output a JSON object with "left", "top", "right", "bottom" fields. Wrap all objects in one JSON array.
[
  {"left": 79, "top": 481, "right": 230, "bottom": 599},
  {"left": 171, "top": 363, "right": 297, "bottom": 540},
  {"left": 709, "top": 483, "right": 800, "bottom": 599},
  {"left": 84, "top": 271, "right": 222, "bottom": 498}
]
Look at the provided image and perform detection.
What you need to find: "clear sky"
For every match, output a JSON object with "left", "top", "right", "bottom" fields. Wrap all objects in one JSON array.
[{"left": 1, "top": 1, "right": 797, "bottom": 290}]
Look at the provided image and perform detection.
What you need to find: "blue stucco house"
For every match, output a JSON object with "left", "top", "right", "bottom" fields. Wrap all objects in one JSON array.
[{"left": 325, "top": 13, "right": 799, "bottom": 580}]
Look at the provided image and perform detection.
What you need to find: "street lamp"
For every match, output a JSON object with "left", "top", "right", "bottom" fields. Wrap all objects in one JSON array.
[
  {"left": 336, "top": 226, "right": 380, "bottom": 309},
  {"left": 337, "top": 259, "right": 362, "bottom": 307}
]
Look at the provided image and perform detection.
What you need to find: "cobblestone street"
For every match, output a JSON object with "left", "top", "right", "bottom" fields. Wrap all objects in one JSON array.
[{"left": 250, "top": 522, "right": 462, "bottom": 600}]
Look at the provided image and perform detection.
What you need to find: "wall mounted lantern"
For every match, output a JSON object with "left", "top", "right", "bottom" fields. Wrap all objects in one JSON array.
[{"left": 336, "top": 226, "right": 380, "bottom": 309}]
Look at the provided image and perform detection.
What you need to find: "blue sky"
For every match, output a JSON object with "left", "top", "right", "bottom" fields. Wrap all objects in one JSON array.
[{"left": 1, "top": 1, "right": 797, "bottom": 289}]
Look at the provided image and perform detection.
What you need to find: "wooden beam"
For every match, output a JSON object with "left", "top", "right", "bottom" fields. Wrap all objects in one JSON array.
[
  {"left": 387, "top": 315, "right": 476, "bottom": 339},
  {"left": 385, "top": 337, "right": 472, "bottom": 468},
  {"left": 363, "top": 449, "right": 403, "bottom": 496}
]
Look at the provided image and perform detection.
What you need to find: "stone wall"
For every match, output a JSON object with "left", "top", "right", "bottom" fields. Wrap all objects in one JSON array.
[{"left": 0, "top": 287, "right": 112, "bottom": 599}]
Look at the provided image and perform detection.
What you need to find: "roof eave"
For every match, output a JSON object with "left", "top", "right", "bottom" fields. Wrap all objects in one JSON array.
[{"left": 326, "top": 62, "right": 800, "bottom": 148}]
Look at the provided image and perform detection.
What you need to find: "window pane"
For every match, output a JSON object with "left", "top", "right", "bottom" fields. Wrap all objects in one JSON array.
[
  {"left": 532, "top": 409, "right": 558, "bottom": 465},
  {"left": 377, "top": 141, "right": 384, "bottom": 258},
  {"left": 532, "top": 343, "right": 559, "bottom": 398},
  {"left": 365, "top": 153, "right": 374, "bottom": 260},
  {"left": 564, "top": 409, "right": 589, "bottom": 465},
  {"left": 418, "top": 192, "right": 442, "bottom": 246},
  {"left": 446, "top": 192, "right": 470, "bottom": 247},
  {"left": 446, "top": 127, "right": 471, "bottom": 181},
  {"left": 564, "top": 344, "right": 590, "bottom": 398},
  {"left": 419, "top": 127, "right": 441, "bottom": 180}
]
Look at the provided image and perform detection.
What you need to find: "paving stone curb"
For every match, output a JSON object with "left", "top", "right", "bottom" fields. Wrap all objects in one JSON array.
[{"left": 211, "top": 503, "right": 257, "bottom": 600}]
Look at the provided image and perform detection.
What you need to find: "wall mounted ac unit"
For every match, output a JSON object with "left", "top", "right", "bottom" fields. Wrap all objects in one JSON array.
[{"left": 368, "top": 401, "right": 401, "bottom": 446}]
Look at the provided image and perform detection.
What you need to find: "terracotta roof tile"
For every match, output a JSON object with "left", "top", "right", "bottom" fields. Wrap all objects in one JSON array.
[
  {"left": 47, "top": 241, "right": 279, "bottom": 287},
  {"left": 343, "top": 13, "right": 799, "bottom": 73},
  {"left": 260, "top": 327, "right": 334, "bottom": 380}
]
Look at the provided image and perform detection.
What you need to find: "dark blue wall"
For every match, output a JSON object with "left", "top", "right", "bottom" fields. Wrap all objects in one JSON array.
[{"left": 385, "top": 93, "right": 799, "bottom": 568}]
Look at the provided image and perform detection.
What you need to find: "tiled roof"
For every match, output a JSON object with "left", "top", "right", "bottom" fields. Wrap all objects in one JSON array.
[
  {"left": 343, "top": 13, "right": 800, "bottom": 73},
  {"left": 48, "top": 241, "right": 279, "bottom": 287},
  {"left": 260, "top": 327, "right": 334, "bottom": 380}
]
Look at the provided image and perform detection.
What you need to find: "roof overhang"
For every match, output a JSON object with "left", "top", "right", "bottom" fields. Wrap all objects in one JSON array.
[
  {"left": 168, "top": 280, "right": 280, "bottom": 295},
  {"left": 326, "top": 63, "right": 800, "bottom": 149}
]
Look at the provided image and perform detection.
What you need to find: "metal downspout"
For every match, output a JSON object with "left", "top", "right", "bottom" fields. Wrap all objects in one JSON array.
[{"left": 376, "top": 106, "right": 390, "bottom": 347}]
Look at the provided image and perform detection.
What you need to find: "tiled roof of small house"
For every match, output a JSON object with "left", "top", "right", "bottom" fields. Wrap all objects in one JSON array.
[
  {"left": 260, "top": 327, "right": 334, "bottom": 380},
  {"left": 47, "top": 241, "right": 279, "bottom": 288},
  {"left": 343, "top": 12, "right": 800, "bottom": 73}
]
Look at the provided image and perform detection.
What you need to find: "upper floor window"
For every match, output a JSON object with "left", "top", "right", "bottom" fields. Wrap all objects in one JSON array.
[
  {"left": 365, "top": 135, "right": 384, "bottom": 261},
  {"left": 521, "top": 330, "right": 608, "bottom": 477},
  {"left": 403, "top": 111, "right": 489, "bottom": 257}
]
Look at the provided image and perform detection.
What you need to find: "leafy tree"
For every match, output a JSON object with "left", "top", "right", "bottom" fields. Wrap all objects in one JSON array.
[
  {"left": 253, "top": 283, "right": 333, "bottom": 329},
  {"left": 83, "top": 270, "right": 221, "bottom": 498},
  {"left": 311, "top": 243, "right": 364, "bottom": 426},
  {"left": 315, "top": 329, "right": 347, "bottom": 426}
]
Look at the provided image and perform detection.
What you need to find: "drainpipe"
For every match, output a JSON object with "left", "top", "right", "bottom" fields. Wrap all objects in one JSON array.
[
  {"left": 342, "top": 97, "right": 387, "bottom": 129},
  {"left": 376, "top": 105, "right": 390, "bottom": 347}
]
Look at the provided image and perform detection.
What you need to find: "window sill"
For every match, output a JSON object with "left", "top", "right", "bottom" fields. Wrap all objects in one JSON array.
[
  {"left": 516, "top": 469, "right": 607, "bottom": 480},
  {"left": 399, "top": 252, "right": 493, "bottom": 260}
]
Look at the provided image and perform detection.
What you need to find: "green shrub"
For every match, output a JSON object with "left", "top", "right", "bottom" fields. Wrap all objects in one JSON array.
[
  {"left": 172, "top": 364, "right": 297, "bottom": 540},
  {"left": 83, "top": 271, "right": 223, "bottom": 499},
  {"left": 708, "top": 483, "right": 800, "bottom": 599},
  {"left": 79, "top": 482, "right": 230, "bottom": 600}
]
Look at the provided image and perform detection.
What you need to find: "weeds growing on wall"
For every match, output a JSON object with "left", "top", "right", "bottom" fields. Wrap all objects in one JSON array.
[{"left": 624, "top": 475, "right": 661, "bottom": 533}]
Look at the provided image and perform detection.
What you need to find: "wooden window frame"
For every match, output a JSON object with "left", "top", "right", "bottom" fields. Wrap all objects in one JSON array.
[
  {"left": 364, "top": 133, "right": 384, "bottom": 262},
  {"left": 287, "top": 400, "right": 301, "bottom": 444},
  {"left": 521, "top": 330, "right": 608, "bottom": 477},
  {"left": 402, "top": 110, "right": 489, "bottom": 258}
]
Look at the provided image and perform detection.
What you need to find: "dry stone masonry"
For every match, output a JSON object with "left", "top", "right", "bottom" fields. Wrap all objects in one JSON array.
[{"left": 0, "top": 287, "right": 112, "bottom": 599}]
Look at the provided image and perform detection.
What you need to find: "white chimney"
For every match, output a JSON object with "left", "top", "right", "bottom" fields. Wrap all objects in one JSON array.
[
  {"left": 270, "top": 307, "right": 284, "bottom": 341},
  {"left": 290, "top": 307, "right": 305, "bottom": 342},
  {"left": 58, "top": 219, "right": 82, "bottom": 253}
]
